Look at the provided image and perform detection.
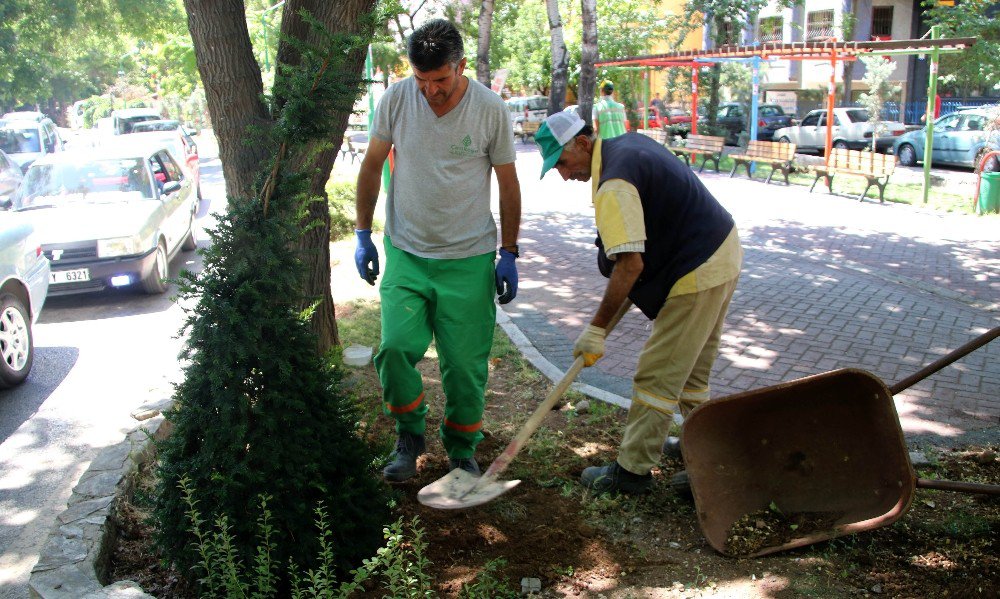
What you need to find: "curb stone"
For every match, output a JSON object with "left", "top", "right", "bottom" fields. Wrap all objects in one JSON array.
[{"left": 28, "top": 400, "right": 174, "bottom": 599}]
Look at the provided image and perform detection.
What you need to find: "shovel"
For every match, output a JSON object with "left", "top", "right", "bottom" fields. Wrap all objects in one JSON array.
[{"left": 418, "top": 300, "right": 633, "bottom": 509}]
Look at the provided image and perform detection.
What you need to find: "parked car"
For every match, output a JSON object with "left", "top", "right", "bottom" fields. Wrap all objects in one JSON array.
[
  {"left": 7, "top": 144, "right": 198, "bottom": 296},
  {"left": 0, "top": 213, "right": 49, "bottom": 388},
  {"left": 772, "top": 108, "right": 906, "bottom": 153},
  {"left": 699, "top": 102, "right": 792, "bottom": 144},
  {"left": 0, "top": 149, "right": 24, "bottom": 207},
  {"left": 118, "top": 128, "right": 201, "bottom": 199},
  {"left": 110, "top": 108, "right": 163, "bottom": 135},
  {"left": 891, "top": 106, "right": 1000, "bottom": 173},
  {"left": 507, "top": 95, "right": 548, "bottom": 135},
  {"left": 0, "top": 114, "right": 64, "bottom": 172}
]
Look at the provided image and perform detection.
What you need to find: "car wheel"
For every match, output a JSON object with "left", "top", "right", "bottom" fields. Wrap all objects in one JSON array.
[
  {"left": 182, "top": 214, "right": 198, "bottom": 251},
  {"left": 141, "top": 241, "right": 169, "bottom": 294},
  {"left": 833, "top": 140, "right": 850, "bottom": 151},
  {"left": 778, "top": 136, "right": 791, "bottom": 144},
  {"left": 974, "top": 148, "right": 999, "bottom": 174},
  {"left": 897, "top": 144, "right": 917, "bottom": 167},
  {"left": 0, "top": 293, "right": 33, "bottom": 388}
]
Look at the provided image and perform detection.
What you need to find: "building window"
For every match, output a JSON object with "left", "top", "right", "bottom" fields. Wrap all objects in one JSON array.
[
  {"left": 872, "top": 6, "right": 893, "bottom": 40},
  {"left": 806, "top": 10, "right": 835, "bottom": 40},
  {"left": 759, "top": 16, "right": 783, "bottom": 43}
]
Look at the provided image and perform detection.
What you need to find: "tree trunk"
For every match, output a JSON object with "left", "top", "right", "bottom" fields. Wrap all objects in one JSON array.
[
  {"left": 545, "top": 0, "right": 568, "bottom": 115},
  {"left": 476, "top": 0, "right": 495, "bottom": 87},
  {"left": 579, "top": 0, "right": 598, "bottom": 123},
  {"left": 184, "top": 0, "right": 377, "bottom": 354}
]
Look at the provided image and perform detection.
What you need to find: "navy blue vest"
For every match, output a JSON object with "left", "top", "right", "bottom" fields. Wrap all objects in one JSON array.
[{"left": 598, "top": 133, "right": 735, "bottom": 319}]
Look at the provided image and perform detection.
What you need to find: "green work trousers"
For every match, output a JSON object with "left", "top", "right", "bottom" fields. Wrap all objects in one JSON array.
[{"left": 374, "top": 236, "right": 497, "bottom": 459}]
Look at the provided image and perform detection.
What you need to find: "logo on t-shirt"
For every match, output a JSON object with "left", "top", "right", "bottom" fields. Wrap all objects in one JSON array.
[{"left": 449, "top": 134, "right": 479, "bottom": 157}]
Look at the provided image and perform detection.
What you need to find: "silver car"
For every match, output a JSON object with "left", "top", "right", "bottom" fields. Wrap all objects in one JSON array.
[
  {"left": 0, "top": 213, "right": 49, "bottom": 387},
  {"left": 891, "top": 107, "right": 1000, "bottom": 173},
  {"left": 773, "top": 108, "right": 906, "bottom": 153},
  {"left": 0, "top": 149, "right": 23, "bottom": 207},
  {"left": 7, "top": 144, "right": 198, "bottom": 296}
]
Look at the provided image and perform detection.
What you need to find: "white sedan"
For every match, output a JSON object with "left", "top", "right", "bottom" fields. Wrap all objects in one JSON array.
[
  {"left": 0, "top": 214, "right": 49, "bottom": 387},
  {"left": 7, "top": 144, "right": 198, "bottom": 296},
  {"left": 773, "top": 108, "right": 906, "bottom": 153}
]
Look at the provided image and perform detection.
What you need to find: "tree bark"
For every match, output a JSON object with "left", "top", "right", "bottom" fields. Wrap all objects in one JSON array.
[
  {"left": 476, "top": 0, "right": 495, "bottom": 87},
  {"left": 579, "top": 0, "right": 598, "bottom": 123},
  {"left": 184, "top": 0, "right": 377, "bottom": 354},
  {"left": 546, "top": 0, "right": 568, "bottom": 115}
]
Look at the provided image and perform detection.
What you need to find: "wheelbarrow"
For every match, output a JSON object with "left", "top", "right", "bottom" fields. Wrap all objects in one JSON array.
[{"left": 682, "top": 326, "right": 1000, "bottom": 558}]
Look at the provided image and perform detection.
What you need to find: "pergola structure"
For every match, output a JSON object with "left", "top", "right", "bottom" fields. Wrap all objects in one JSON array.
[{"left": 597, "top": 31, "right": 976, "bottom": 202}]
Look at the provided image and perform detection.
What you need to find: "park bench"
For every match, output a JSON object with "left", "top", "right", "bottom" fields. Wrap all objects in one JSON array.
[
  {"left": 636, "top": 128, "right": 668, "bottom": 145},
  {"left": 668, "top": 133, "right": 725, "bottom": 173},
  {"left": 519, "top": 120, "right": 541, "bottom": 143},
  {"left": 729, "top": 140, "right": 797, "bottom": 185},
  {"left": 340, "top": 132, "right": 369, "bottom": 163},
  {"left": 809, "top": 148, "right": 897, "bottom": 203}
]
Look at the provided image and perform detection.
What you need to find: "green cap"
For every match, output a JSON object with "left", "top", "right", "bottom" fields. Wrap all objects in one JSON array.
[{"left": 535, "top": 111, "right": 586, "bottom": 179}]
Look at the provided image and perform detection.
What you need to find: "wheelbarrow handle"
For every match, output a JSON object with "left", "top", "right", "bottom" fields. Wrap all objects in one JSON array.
[
  {"left": 889, "top": 326, "right": 1000, "bottom": 395},
  {"left": 917, "top": 478, "right": 1000, "bottom": 496}
]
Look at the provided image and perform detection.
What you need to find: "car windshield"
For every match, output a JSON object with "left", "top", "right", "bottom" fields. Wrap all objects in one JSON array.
[
  {"left": 844, "top": 109, "right": 871, "bottom": 123},
  {"left": 759, "top": 106, "right": 784, "bottom": 117},
  {"left": 0, "top": 127, "right": 41, "bottom": 154},
  {"left": 11, "top": 157, "right": 153, "bottom": 210}
]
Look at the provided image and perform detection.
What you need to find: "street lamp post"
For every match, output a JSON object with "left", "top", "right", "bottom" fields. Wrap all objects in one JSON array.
[{"left": 261, "top": 1, "right": 286, "bottom": 73}]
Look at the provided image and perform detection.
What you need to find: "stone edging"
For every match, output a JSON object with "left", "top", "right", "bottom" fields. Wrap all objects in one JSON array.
[{"left": 28, "top": 401, "right": 174, "bottom": 599}]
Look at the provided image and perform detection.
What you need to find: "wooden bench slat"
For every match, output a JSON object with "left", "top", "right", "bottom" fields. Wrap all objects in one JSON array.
[
  {"left": 729, "top": 140, "right": 797, "bottom": 185},
  {"left": 810, "top": 148, "right": 896, "bottom": 202},
  {"left": 666, "top": 134, "right": 725, "bottom": 173}
]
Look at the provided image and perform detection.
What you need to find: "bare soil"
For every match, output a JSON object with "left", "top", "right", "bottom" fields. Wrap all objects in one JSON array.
[{"left": 109, "top": 302, "right": 1000, "bottom": 598}]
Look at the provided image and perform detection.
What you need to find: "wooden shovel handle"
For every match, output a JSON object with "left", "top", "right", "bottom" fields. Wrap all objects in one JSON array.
[
  {"left": 916, "top": 477, "right": 1000, "bottom": 495},
  {"left": 482, "top": 300, "right": 633, "bottom": 479}
]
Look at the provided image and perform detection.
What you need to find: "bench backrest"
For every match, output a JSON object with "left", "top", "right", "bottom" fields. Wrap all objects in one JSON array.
[
  {"left": 522, "top": 121, "right": 541, "bottom": 134},
  {"left": 683, "top": 134, "right": 725, "bottom": 152},
  {"left": 637, "top": 128, "right": 667, "bottom": 144},
  {"left": 829, "top": 148, "right": 896, "bottom": 177},
  {"left": 746, "top": 140, "right": 796, "bottom": 161}
]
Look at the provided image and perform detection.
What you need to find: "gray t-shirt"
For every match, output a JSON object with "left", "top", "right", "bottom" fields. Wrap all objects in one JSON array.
[{"left": 371, "top": 76, "right": 516, "bottom": 259}]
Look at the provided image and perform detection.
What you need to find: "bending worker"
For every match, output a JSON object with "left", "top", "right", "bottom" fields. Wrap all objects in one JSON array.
[
  {"left": 354, "top": 19, "right": 522, "bottom": 483},
  {"left": 534, "top": 111, "right": 742, "bottom": 494}
]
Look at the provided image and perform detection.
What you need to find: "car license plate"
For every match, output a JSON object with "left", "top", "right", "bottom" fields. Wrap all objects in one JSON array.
[{"left": 51, "top": 268, "right": 90, "bottom": 284}]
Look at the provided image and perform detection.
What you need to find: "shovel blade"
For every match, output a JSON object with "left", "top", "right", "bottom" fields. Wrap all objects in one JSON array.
[{"left": 417, "top": 468, "right": 521, "bottom": 510}]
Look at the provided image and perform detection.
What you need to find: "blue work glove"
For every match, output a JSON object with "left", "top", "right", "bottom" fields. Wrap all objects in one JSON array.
[
  {"left": 354, "top": 229, "right": 379, "bottom": 285},
  {"left": 495, "top": 248, "right": 518, "bottom": 304}
]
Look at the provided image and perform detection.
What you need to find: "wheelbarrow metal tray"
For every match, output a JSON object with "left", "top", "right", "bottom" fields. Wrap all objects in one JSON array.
[{"left": 682, "top": 368, "right": 916, "bottom": 557}]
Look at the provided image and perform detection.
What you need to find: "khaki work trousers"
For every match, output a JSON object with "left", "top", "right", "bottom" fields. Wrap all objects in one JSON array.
[{"left": 617, "top": 276, "right": 739, "bottom": 475}]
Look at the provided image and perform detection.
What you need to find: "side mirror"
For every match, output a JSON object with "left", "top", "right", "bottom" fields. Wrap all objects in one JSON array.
[{"left": 161, "top": 180, "right": 181, "bottom": 195}]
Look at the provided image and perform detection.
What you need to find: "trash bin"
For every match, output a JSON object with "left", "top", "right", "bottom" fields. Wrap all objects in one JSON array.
[{"left": 979, "top": 172, "right": 1000, "bottom": 214}]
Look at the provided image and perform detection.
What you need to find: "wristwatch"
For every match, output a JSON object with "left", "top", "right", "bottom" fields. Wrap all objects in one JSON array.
[{"left": 501, "top": 245, "right": 519, "bottom": 258}]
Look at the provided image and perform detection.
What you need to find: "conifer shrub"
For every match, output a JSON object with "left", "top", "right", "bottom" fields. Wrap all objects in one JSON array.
[{"left": 153, "top": 11, "right": 392, "bottom": 586}]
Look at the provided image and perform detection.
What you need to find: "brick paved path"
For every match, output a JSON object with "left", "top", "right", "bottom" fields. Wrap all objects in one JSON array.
[{"left": 499, "top": 145, "right": 998, "bottom": 445}]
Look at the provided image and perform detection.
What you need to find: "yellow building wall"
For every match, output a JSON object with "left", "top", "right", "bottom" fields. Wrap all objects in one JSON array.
[{"left": 648, "top": 0, "right": 704, "bottom": 107}]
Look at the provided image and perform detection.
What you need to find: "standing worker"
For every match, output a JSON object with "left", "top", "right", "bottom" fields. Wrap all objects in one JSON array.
[
  {"left": 594, "top": 80, "right": 627, "bottom": 140},
  {"left": 354, "top": 19, "right": 522, "bottom": 483},
  {"left": 534, "top": 111, "right": 742, "bottom": 494}
]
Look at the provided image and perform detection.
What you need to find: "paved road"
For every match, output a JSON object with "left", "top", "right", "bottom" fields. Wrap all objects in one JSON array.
[
  {"left": 0, "top": 139, "right": 223, "bottom": 599},
  {"left": 498, "top": 141, "right": 998, "bottom": 446}
]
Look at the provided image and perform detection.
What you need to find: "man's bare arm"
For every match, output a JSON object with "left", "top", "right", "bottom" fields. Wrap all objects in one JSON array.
[
  {"left": 493, "top": 162, "right": 521, "bottom": 249},
  {"left": 355, "top": 136, "right": 393, "bottom": 230}
]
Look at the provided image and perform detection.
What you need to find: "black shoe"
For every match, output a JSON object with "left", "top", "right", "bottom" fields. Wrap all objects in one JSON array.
[
  {"left": 669, "top": 470, "right": 693, "bottom": 501},
  {"left": 449, "top": 457, "right": 480, "bottom": 476},
  {"left": 662, "top": 436, "right": 683, "bottom": 460},
  {"left": 383, "top": 432, "right": 425, "bottom": 482},
  {"left": 581, "top": 461, "right": 652, "bottom": 495}
]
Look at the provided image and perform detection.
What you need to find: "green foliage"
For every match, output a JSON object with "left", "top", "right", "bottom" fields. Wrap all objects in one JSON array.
[
  {"left": 179, "top": 483, "right": 432, "bottom": 598},
  {"left": 923, "top": 0, "right": 1000, "bottom": 96},
  {"left": 459, "top": 559, "right": 519, "bottom": 599},
  {"left": 857, "top": 55, "right": 901, "bottom": 150},
  {"left": 153, "top": 13, "right": 392, "bottom": 588},
  {"left": 327, "top": 182, "right": 357, "bottom": 242}
]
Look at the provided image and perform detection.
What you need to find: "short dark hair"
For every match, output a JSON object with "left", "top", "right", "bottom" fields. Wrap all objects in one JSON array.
[{"left": 407, "top": 19, "right": 464, "bottom": 72}]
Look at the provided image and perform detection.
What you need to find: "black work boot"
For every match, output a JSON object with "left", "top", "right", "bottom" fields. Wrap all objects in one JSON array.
[
  {"left": 383, "top": 432, "right": 425, "bottom": 482},
  {"left": 661, "top": 436, "right": 683, "bottom": 460},
  {"left": 448, "top": 457, "right": 480, "bottom": 476},
  {"left": 580, "top": 461, "right": 652, "bottom": 495},
  {"left": 669, "top": 470, "right": 693, "bottom": 501}
]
